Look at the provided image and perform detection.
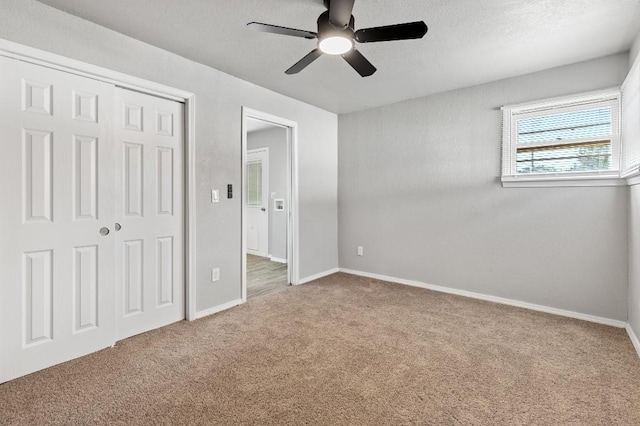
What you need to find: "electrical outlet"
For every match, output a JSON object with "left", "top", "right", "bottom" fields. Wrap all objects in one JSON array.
[
  {"left": 357, "top": 246, "right": 363, "bottom": 256},
  {"left": 211, "top": 268, "right": 220, "bottom": 282}
]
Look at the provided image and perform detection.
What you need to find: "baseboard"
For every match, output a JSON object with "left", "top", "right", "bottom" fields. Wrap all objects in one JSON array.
[
  {"left": 269, "top": 256, "right": 287, "bottom": 264},
  {"left": 339, "top": 268, "right": 627, "bottom": 328},
  {"left": 627, "top": 324, "right": 640, "bottom": 358},
  {"left": 194, "top": 298, "right": 244, "bottom": 320},
  {"left": 297, "top": 268, "right": 340, "bottom": 285},
  {"left": 247, "top": 251, "right": 269, "bottom": 258}
]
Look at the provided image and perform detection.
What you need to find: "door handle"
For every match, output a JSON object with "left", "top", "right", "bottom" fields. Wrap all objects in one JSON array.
[
  {"left": 114, "top": 223, "right": 122, "bottom": 231},
  {"left": 99, "top": 227, "right": 110, "bottom": 236},
  {"left": 261, "top": 208, "right": 266, "bottom": 212}
]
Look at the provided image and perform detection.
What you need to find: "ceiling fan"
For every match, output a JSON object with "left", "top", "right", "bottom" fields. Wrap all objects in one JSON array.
[{"left": 247, "top": 0, "right": 428, "bottom": 77}]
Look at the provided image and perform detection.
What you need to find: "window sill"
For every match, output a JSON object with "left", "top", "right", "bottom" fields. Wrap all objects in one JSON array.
[
  {"left": 622, "top": 166, "right": 640, "bottom": 185},
  {"left": 501, "top": 173, "right": 626, "bottom": 188}
]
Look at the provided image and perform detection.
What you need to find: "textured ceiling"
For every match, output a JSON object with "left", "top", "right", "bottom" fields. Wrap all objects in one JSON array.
[{"left": 37, "top": 0, "right": 640, "bottom": 114}]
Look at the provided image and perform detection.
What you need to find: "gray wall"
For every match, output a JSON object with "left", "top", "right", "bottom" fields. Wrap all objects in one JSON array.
[
  {"left": 339, "top": 53, "right": 630, "bottom": 321},
  {"left": 0, "top": 0, "right": 338, "bottom": 313},
  {"left": 247, "top": 127, "right": 288, "bottom": 261}
]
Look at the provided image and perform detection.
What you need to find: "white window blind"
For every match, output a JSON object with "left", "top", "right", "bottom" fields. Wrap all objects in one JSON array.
[
  {"left": 622, "top": 63, "right": 640, "bottom": 175},
  {"left": 515, "top": 107, "right": 613, "bottom": 174},
  {"left": 246, "top": 161, "right": 262, "bottom": 206},
  {"left": 517, "top": 107, "right": 612, "bottom": 144}
]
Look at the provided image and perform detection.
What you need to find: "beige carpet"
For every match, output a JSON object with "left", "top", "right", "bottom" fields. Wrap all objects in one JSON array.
[{"left": 1, "top": 273, "right": 640, "bottom": 425}]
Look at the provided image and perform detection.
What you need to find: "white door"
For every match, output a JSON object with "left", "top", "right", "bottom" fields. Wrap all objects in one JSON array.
[
  {"left": 0, "top": 56, "right": 116, "bottom": 383},
  {"left": 114, "top": 88, "right": 184, "bottom": 340},
  {"left": 246, "top": 149, "right": 269, "bottom": 257}
]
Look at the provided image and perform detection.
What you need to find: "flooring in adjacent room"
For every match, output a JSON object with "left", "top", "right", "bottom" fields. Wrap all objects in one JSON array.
[
  {"left": 246, "top": 254, "right": 289, "bottom": 300},
  {"left": 1, "top": 273, "right": 640, "bottom": 425}
]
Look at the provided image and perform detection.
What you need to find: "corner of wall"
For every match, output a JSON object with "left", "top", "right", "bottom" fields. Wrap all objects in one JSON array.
[
  {"left": 627, "top": 324, "right": 640, "bottom": 358},
  {"left": 629, "top": 29, "right": 640, "bottom": 69}
]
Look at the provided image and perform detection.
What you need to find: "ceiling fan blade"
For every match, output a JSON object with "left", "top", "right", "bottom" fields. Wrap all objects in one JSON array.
[
  {"left": 355, "top": 21, "right": 428, "bottom": 43},
  {"left": 328, "top": 0, "right": 355, "bottom": 28},
  {"left": 247, "top": 22, "right": 317, "bottom": 39},
  {"left": 285, "top": 49, "right": 323, "bottom": 74},
  {"left": 342, "top": 49, "right": 376, "bottom": 77}
]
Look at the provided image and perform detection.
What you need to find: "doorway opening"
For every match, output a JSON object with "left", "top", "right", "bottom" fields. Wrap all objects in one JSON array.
[{"left": 242, "top": 108, "right": 298, "bottom": 301}]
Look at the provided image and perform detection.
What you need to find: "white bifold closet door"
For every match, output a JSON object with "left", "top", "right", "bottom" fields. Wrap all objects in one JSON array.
[
  {"left": 0, "top": 56, "right": 185, "bottom": 384},
  {"left": 0, "top": 56, "right": 116, "bottom": 383},
  {"left": 114, "top": 88, "right": 184, "bottom": 341}
]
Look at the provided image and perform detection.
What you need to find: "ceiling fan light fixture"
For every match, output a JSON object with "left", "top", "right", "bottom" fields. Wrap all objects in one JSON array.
[
  {"left": 319, "top": 36, "right": 353, "bottom": 55},
  {"left": 248, "top": 0, "right": 428, "bottom": 76}
]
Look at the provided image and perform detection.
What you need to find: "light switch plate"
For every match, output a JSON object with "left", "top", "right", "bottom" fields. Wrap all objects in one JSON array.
[{"left": 211, "top": 190, "right": 219, "bottom": 203}]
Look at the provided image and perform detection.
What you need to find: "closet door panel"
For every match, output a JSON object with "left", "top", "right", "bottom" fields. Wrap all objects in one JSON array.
[{"left": 0, "top": 56, "right": 116, "bottom": 384}]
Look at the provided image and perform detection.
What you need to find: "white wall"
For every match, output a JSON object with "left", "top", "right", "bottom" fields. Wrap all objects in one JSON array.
[
  {"left": 247, "top": 127, "right": 288, "bottom": 260},
  {"left": 629, "top": 185, "right": 640, "bottom": 336},
  {"left": 630, "top": 30, "right": 640, "bottom": 68},
  {"left": 627, "top": 29, "right": 640, "bottom": 340},
  {"left": 0, "top": 0, "right": 338, "bottom": 314},
  {"left": 339, "top": 53, "right": 630, "bottom": 321}
]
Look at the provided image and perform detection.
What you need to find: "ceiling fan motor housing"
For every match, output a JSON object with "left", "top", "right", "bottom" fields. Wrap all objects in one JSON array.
[{"left": 318, "top": 11, "right": 355, "bottom": 39}]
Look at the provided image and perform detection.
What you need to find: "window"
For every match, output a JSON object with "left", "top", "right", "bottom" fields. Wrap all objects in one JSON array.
[
  {"left": 622, "top": 60, "right": 640, "bottom": 179},
  {"left": 501, "top": 89, "right": 622, "bottom": 187},
  {"left": 246, "top": 161, "right": 262, "bottom": 205}
]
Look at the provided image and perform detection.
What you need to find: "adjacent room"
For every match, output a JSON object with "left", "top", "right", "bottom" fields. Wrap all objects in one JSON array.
[
  {"left": 244, "top": 117, "right": 291, "bottom": 299},
  {"left": 1, "top": 0, "right": 640, "bottom": 424}
]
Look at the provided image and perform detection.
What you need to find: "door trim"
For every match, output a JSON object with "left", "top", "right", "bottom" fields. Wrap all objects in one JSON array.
[
  {"left": 242, "top": 107, "right": 300, "bottom": 302},
  {"left": 0, "top": 38, "right": 198, "bottom": 321}
]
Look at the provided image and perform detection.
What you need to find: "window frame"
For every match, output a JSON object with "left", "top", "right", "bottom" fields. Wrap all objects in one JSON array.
[{"left": 501, "top": 88, "right": 624, "bottom": 187}]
